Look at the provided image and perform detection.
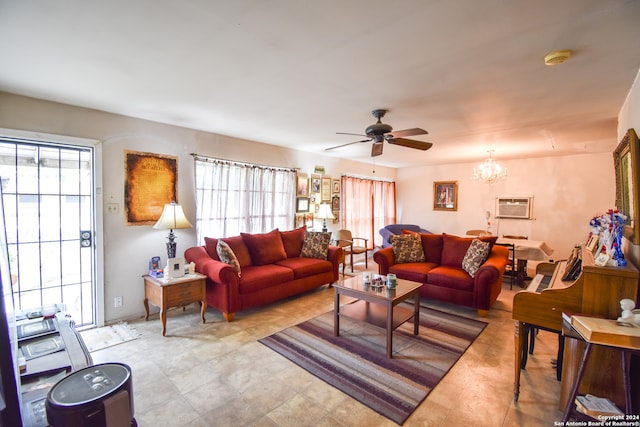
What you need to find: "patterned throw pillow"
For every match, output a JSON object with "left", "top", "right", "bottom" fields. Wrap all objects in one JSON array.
[
  {"left": 300, "top": 232, "right": 331, "bottom": 260},
  {"left": 390, "top": 233, "right": 426, "bottom": 263},
  {"left": 462, "top": 239, "right": 491, "bottom": 278},
  {"left": 217, "top": 240, "right": 241, "bottom": 277}
]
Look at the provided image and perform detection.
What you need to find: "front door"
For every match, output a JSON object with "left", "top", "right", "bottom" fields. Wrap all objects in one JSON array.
[{"left": 0, "top": 137, "right": 98, "bottom": 326}]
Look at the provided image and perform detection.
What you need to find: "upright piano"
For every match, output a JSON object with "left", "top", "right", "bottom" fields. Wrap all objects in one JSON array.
[{"left": 512, "top": 248, "right": 638, "bottom": 407}]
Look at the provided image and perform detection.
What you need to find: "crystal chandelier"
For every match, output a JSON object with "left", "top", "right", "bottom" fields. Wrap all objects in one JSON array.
[{"left": 473, "top": 150, "right": 507, "bottom": 184}]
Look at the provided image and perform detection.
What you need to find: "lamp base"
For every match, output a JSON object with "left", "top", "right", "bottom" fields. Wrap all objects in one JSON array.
[
  {"left": 322, "top": 219, "right": 328, "bottom": 233},
  {"left": 166, "top": 229, "right": 177, "bottom": 259}
]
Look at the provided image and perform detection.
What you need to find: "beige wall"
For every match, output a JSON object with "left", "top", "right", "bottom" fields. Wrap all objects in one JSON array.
[
  {"left": 396, "top": 152, "right": 613, "bottom": 262},
  {"left": 0, "top": 92, "right": 395, "bottom": 322}
]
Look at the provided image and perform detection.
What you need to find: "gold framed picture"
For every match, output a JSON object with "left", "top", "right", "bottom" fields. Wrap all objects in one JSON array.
[{"left": 433, "top": 181, "right": 458, "bottom": 211}]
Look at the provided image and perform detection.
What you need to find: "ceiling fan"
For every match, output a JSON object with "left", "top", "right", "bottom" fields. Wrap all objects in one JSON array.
[{"left": 326, "top": 109, "right": 433, "bottom": 157}]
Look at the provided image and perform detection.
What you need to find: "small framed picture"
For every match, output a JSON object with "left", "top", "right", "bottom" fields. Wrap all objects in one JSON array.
[
  {"left": 304, "top": 213, "right": 314, "bottom": 228},
  {"left": 311, "top": 175, "right": 321, "bottom": 193},
  {"left": 296, "top": 174, "right": 309, "bottom": 197},
  {"left": 296, "top": 197, "right": 309, "bottom": 213},
  {"left": 167, "top": 257, "right": 185, "bottom": 278},
  {"left": 332, "top": 194, "right": 340, "bottom": 211},
  {"left": 433, "top": 181, "right": 458, "bottom": 211},
  {"left": 321, "top": 177, "right": 331, "bottom": 201},
  {"left": 332, "top": 179, "right": 340, "bottom": 194}
]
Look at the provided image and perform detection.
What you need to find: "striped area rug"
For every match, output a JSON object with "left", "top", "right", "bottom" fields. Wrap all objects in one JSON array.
[{"left": 259, "top": 303, "right": 487, "bottom": 425}]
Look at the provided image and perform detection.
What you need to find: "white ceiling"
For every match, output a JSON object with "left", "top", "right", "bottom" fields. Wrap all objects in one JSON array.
[{"left": 1, "top": 0, "right": 639, "bottom": 168}]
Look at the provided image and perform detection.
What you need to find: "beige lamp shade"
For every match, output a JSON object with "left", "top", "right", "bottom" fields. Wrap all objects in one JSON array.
[
  {"left": 153, "top": 202, "right": 193, "bottom": 230},
  {"left": 316, "top": 203, "right": 334, "bottom": 220},
  {"left": 316, "top": 203, "right": 334, "bottom": 232},
  {"left": 153, "top": 202, "right": 192, "bottom": 259}
]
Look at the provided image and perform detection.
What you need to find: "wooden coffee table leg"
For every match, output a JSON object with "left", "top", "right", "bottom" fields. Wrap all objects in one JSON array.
[
  {"left": 414, "top": 294, "right": 420, "bottom": 335},
  {"left": 334, "top": 289, "right": 340, "bottom": 336},
  {"left": 387, "top": 300, "right": 393, "bottom": 358},
  {"left": 143, "top": 298, "right": 150, "bottom": 321}
]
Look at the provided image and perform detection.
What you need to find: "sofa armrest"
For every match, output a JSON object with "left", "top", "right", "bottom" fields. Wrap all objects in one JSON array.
[
  {"left": 473, "top": 245, "right": 509, "bottom": 309},
  {"left": 326, "top": 245, "right": 343, "bottom": 281},
  {"left": 184, "top": 246, "right": 240, "bottom": 286},
  {"left": 373, "top": 246, "right": 396, "bottom": 275}
]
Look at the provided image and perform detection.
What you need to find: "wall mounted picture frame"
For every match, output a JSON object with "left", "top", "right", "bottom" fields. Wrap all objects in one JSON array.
[
  {"left": 332, "top": 179, "right": 340, "bottom": 194},
  {"left": 311, "top": 175, "right": 321, "bottom": 193},
  {"left": 332, "top": 194, "right": 340, "bottom": 211},
  {"left": 296, "top": 197, "right": 309, "bottom": 213},
  {"left": 124, "top": 151, "right": 177, "bottom": 225},
  {"left": 296, "top": 174, "right": 309, "bottom": 197},
  {"left": 321, "top": 177, "right": 331, "bottom": 201},
  {"left": 433, "top": 181, "right": 458, "bottom": 211},
  {"left": 614, "top": 128, "right": 640, "bottom": 244}
]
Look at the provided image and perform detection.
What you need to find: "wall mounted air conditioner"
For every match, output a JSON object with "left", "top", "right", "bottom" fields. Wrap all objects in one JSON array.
[{"left": 496, "top": 197, "right": 533, "bottom": 219}]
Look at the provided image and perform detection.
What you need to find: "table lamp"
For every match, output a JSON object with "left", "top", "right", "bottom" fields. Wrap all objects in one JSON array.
[
  {"left": 316, "top": 203, "right": 334, "bottom": 233},
  {"left": 153, "top": 201, "right": 193, "bottom": 259}
]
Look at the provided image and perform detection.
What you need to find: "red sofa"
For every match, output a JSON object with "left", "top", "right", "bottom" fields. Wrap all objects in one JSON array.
[
  {"left": 185, "top": 227, "right": 342, "bottom": 321},
  {"left": 373, "top": 233, "right": 508, "bottom": 315}
]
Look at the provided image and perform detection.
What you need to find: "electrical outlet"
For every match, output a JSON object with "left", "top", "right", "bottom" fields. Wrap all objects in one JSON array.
[
  {"left": 107, "top": 203, "right": 119, "bottom": 214},
  {"left": 114, "top": 296, "right": 123, "bottom": 308}
]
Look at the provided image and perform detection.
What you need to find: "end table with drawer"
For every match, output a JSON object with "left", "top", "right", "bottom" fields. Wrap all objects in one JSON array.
[{"left": 142, "top": 273, "right": 207, "bottom": 336}]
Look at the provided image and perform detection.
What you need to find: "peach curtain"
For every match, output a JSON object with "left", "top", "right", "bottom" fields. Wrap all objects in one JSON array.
[{"left": 341, "top": 176, "right": 396, "bottom": 248}]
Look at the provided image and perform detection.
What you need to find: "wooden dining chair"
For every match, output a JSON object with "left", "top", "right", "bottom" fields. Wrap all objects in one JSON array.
[
  {"left": 333, "top": 229, "right": 368, "bottom": 273},
  {"left": 466, "top": 229, "right": 491, "bottom": 236},
  {"left": 502, "top": 235, "right": 529, "bottom": 287}
]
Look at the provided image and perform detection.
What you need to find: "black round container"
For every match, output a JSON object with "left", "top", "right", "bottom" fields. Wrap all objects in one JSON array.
[{"left": 46, "top": 362, "right": 134, "bottom": 427}]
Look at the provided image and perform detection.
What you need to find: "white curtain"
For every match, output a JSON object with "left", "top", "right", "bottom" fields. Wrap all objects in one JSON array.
[{"left": 194, "top": 156, "right": 296, "bottom": 242}]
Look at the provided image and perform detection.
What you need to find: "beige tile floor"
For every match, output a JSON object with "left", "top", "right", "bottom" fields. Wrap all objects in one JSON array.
[{"left": 92, "top": 262, "right": 565, "bottom": 426}]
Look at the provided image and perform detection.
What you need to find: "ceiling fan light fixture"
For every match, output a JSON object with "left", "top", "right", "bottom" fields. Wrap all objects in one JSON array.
[{"left": 544, "top": 49, "right": 572, "bottom": 66}]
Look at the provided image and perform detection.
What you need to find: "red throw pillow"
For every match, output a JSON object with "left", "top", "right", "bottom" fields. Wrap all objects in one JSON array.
[
  {"left": 280, "top": 226, "right": 306, "bottom": 258},
  {"left": 441, "top": 234, "right": 475, "bottom": 267},
  {"left": 241, "top": 229, "right": 287, "bottom": 265},
  {"left": 220, "top": 235, "right": 253, "bottom": 267},
  {"left": 204, "top": 237, "right": 220, "bottom": 261}
]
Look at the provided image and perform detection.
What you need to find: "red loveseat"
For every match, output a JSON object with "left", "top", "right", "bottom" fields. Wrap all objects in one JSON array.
[
  {"left": 373, "top": 233, "right": 508, "bottom": 315},
  {"left": 185, "top": 227, "right": 342, "bottom": 321}
]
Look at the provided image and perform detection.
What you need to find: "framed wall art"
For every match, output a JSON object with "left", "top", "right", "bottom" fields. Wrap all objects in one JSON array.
[
  {"left": 433, "top": 181, "right": 458, "bottom": 211},
  {"left": 296, "top": 174, "right": 309, "bottom": 197},
  {"left": 614, "top": 128, "right": 640, "bottom": 244},
  {"left": 124, "top": 151, "right": 177, "bottom": 225},
  {"left": 332, "top": 179, "right": 340, "bottom": 194},
  {"left": 321, "top": 177, "right": 331, "bottom": 201},
  {"left": 296, "top": 197, "right": 309, "bottom": 213}
]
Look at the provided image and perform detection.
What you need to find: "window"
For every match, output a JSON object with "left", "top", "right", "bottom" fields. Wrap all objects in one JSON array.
[
  {"left": 341, "top": 176, "right": 396, "bottom": 248},
  {"left": 194, "top": 156, "right": 296, "bottom": 241}
]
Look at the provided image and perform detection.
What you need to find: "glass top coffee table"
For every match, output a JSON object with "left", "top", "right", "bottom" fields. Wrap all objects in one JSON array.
[{"left": 333, "top": 275, "right": 422, "bottom": 358}]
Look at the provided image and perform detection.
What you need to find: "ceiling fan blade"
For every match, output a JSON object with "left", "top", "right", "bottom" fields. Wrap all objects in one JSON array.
[
  {"left": 336, "top": 131, "right": 368, "bottom": 137},
  {"left": 325, "top": 138, "right": 371, "bottom": 151},
  {"left": 387, "top": 128, "right": 428, "bottom": 138},
  {"left": 387, "top": 138, "right": 433, "bottom": 151},
  {"left": 371, "top": 142, "right": 383, "bottom": 157}
]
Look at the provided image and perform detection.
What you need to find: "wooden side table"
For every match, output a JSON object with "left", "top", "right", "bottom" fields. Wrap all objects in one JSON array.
[{"left": 142, "top": 273, "right": 207, "bottom": 336}]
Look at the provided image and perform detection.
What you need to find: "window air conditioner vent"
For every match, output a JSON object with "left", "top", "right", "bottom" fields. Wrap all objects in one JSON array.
[{"left": 496, "top": 197, "right": 532, "bottom": 219}]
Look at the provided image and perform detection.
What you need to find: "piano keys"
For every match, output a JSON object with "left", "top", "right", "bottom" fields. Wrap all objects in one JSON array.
[{"left": 512, "top": 249, "right": 638, "bottom": 405}]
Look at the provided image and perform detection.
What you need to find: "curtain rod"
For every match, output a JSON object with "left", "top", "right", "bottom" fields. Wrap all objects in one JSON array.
[
  {"left": 342, "top": 173, "right": 393, "bottom": 183},
  {"left": 191, "top": 153, "right": 299, "bottom": 172}
]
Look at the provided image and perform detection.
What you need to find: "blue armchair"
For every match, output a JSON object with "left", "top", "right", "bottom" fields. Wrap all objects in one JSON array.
[{"left": 379, "top": 224, "right": 431, "bottom": 248}]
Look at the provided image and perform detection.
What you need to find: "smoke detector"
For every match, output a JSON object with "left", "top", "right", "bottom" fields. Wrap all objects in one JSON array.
[{"left": 544, "top": 50, "right": 572, "bottom": 66}]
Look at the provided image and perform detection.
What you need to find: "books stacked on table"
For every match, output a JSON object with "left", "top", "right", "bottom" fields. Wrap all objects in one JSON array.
[{"left": 575, "top": 394, "right": 623, "bottom": 419}]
